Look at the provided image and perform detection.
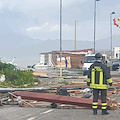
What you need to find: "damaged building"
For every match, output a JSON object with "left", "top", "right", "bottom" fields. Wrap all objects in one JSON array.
[{"left": 34, "top": 48, "right": 93, "bottom": 70}]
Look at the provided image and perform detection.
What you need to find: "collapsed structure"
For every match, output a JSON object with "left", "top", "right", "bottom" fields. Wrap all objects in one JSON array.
[
  {"left": 0, "top": 78, "right": 120, "bottom": 110},
  {"left": 34, "top": 48, "right": 93, "bottom": 69}
]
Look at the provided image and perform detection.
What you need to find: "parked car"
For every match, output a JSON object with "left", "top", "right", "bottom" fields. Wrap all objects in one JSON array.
[
  {"left": 82, "top": 54, "right": 107, "bottom": 75},
  {"left": 112, "top": 59, "right": 119, "bottom": 71}
]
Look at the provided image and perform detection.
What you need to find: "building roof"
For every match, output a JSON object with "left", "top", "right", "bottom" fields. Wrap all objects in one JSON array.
[
  {"left": 40, "top": 48, "right": 93, "bottom": 54},
  {"left": 52, "top": 48, "right": 93, "bottom": 53}
]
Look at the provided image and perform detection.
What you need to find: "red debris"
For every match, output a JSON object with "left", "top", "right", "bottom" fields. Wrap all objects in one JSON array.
[{"left": 13, "top": 91, "right": 112, "bottom": 109}]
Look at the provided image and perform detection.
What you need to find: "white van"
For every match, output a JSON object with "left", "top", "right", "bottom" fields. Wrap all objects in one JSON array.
[{"left": 82, "top": 54, "right": 107, "bottom": 76}]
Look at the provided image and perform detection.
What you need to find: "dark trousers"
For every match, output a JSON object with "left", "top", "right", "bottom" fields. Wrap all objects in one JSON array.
[
  {"left": 93, "top": 89, "right": 107, "bottom": 103},
  {"left": 92, "top": 89, "right": 107, "bottom": 110}
]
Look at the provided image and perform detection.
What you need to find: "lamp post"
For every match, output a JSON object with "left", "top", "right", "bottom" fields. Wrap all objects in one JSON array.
[
  {"left": 110, "top": 12, "right": 115, "bottom": 58},
  {"left": 60, "top": 0, "right": 62, "bottom": 77},
  {"left": 75, "top": 20, "right": 76, "bottom": 51},
  {"left": 93, "top": 0, "right": 100, "bottom": 54}
]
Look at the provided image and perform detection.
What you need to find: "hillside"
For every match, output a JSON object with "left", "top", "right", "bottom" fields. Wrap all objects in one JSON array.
[{"left": 0, "top": 35, "right": 120, "bottom": 67}]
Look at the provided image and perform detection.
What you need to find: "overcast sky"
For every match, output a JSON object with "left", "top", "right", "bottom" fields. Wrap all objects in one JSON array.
[
  {"left": 0, "top": 0, "right": 120, "bottom": 67},
  {"left": 0, "top": 0, "right": 120, "bottom": 42}
]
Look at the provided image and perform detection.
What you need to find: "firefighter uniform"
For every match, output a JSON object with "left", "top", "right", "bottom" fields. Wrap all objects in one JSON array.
[{"left": 87, "top": 53, "right": 112, "bottom": 115}]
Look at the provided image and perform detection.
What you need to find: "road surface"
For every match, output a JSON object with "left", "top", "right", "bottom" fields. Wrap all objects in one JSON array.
[{"left": 0, "top": 106, "right": 120, "bottom": 120}]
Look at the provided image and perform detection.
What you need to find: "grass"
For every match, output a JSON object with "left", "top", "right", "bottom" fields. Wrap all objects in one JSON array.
[
  {"left": 77, "top": 72, "right": 83, "bottom": 74},
  {"left": 58, "top": 80, "right": 68, "bottom": 84},
  {"left": 58, "top": 74, "right": 67, "bottom": 77}
]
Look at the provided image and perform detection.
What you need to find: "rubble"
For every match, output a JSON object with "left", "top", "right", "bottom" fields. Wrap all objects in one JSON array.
[
  {"left": 8, "top": 91, "right": 118, "bottom": 110},
  {"left": 0, "top": 76, "right": 120, "bottom": 110}
]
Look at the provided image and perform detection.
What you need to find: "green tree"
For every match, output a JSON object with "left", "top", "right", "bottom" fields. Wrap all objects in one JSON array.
[{"left": 0, "top": 62, "right": 38, "bottom": 88}]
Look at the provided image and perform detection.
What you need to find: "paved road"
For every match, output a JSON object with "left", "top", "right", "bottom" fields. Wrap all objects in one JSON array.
[
  {"left": 111, "top": 71, "right": 120, "bottom": 78},
  {"left": 0, "top": 70, "right": 120, "bottom": 120},
  {"left": 0, "top": 106, "right": 120, "bottom": 120}
]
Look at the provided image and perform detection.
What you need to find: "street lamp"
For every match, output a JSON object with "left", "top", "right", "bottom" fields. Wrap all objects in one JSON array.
[
  {"left": 110, "top": 12, "right": 115, "bottom": 58},
  {"left": 94, "top": 0, "right": 100, "bottom": 54},
  {"left": 75, "top": 20, "right": 77, "bottom": 51},
  {"left": 60, "top": 0, "right": 62, "bottom": 77}
]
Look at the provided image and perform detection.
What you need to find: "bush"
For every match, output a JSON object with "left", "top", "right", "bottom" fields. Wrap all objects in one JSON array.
[{"left": 0, "top": 62, "right": 37, "bottom": 88}]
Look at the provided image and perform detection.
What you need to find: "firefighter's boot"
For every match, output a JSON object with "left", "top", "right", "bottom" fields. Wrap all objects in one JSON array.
[
  {"left": 93, "top": 109, "right": 97, "bottom": 115},
  {"left": 102, "top": 109, "right": 109, "bottom": 115}
]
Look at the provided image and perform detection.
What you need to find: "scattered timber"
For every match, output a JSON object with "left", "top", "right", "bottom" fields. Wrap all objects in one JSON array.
[{"left": 13, "top": 91, "right": 117, "bottom": 110}]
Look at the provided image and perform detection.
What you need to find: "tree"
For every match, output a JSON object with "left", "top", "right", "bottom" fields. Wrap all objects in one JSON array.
[{"left": 0, "top": 62, "right": 38, "bottom": 88}]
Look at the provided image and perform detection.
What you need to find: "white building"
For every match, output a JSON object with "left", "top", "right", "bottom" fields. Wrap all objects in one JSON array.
[{"left": 114, "top": 47, "right": 120, "bottom": 59}]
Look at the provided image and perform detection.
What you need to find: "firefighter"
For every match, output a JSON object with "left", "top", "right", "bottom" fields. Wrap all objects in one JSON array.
[{"left": 87, "top": 53, "right": 112, "bottom": 115}]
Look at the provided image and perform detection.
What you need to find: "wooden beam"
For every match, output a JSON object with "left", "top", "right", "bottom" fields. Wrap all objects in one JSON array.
[{"left": 13, "top": 91, "right": 112, "bottom": 109}]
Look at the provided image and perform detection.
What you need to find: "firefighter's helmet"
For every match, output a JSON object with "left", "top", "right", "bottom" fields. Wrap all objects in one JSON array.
[{"left": 95, "top": 53, "right": 102, "bottom": 60}]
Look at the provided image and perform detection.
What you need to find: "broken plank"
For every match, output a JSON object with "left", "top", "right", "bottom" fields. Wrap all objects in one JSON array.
[
  {"left": 13, "top": 91, "right": 113, "bottom": 109},
  {"left": 51, "top": 85, "right": 89, "bottom": 89}
]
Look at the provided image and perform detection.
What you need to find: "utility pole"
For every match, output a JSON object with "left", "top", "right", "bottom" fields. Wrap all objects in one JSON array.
[
  {"left": 94, "top": 0, "right": 100, "bottom": 54},
  {"left": 75, "top": 20, "right": 76, "bottom": 51},
  {"left": 60, "top": 0, "right": 62, "bottom": 77},
  {"left": 110, "top": 12, "right": 115, "bottom": 58}
]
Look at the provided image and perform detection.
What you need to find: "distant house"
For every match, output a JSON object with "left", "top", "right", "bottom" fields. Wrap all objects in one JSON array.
[
  {"left": 39, "top": 48, "right": 93, "bottom": 69},
  {"left": 113, "top": 47, "right": 120, "bottom": 59}
]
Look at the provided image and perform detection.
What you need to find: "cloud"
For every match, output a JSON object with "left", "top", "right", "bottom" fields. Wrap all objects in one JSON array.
[
  {"left": 25, "top": 19, "right": 120, "bottom": 41},
  {"left": 0, "top": 1, "right": 3, "bottom": 9},
  {"left": 0, "top": 0, "right": 120, "bottom": 41},
  {"left": 25, "top": 22, "right": 74, "bottom": 40},
  {"left": 0, "top": 0, "right": 89, "bottom": 12},
  {"left": 26, "top": 23, "right": 72, "bottom": 32}
]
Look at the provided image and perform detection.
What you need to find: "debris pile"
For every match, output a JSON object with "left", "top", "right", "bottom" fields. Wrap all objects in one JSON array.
[{"left": 0, "top": 78, "right": 120, "bottom": 110}]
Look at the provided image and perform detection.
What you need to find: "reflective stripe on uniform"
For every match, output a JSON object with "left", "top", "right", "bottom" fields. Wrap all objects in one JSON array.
[
  {"left": 90, "top": 84, "right": 108, "bottom": 89},
  {"left": 102, "top": 103, "right": 107, "bottom": 106},
  {"left": 91, "top": 69, "right": 95, "bottom": 84},
  {"left": 101, "top": 103, "right": 107, "bottom": 109},
  {"left": 87, "top": 78, "right": 90, "bottom": 82},
  {"left": 101, "top": 107, "right": 107, "bottom": 109},
  {"left": 89, "top": 66, "right": 109, "bottom": 89},
  {"left": 92, "top": 106, "right": 97, "bottom": 109},
  {"left": 92, "top": 102, "right": 98, "bottom": 109},
  {"left": 107, "top": 78, "right": 112, "bottom": 83},
  {"left": 93, "top": 102, "right": 98, "bottom": 105},
  {"left": 99, "top": 72, "right": 103, "bottom": 85}
]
